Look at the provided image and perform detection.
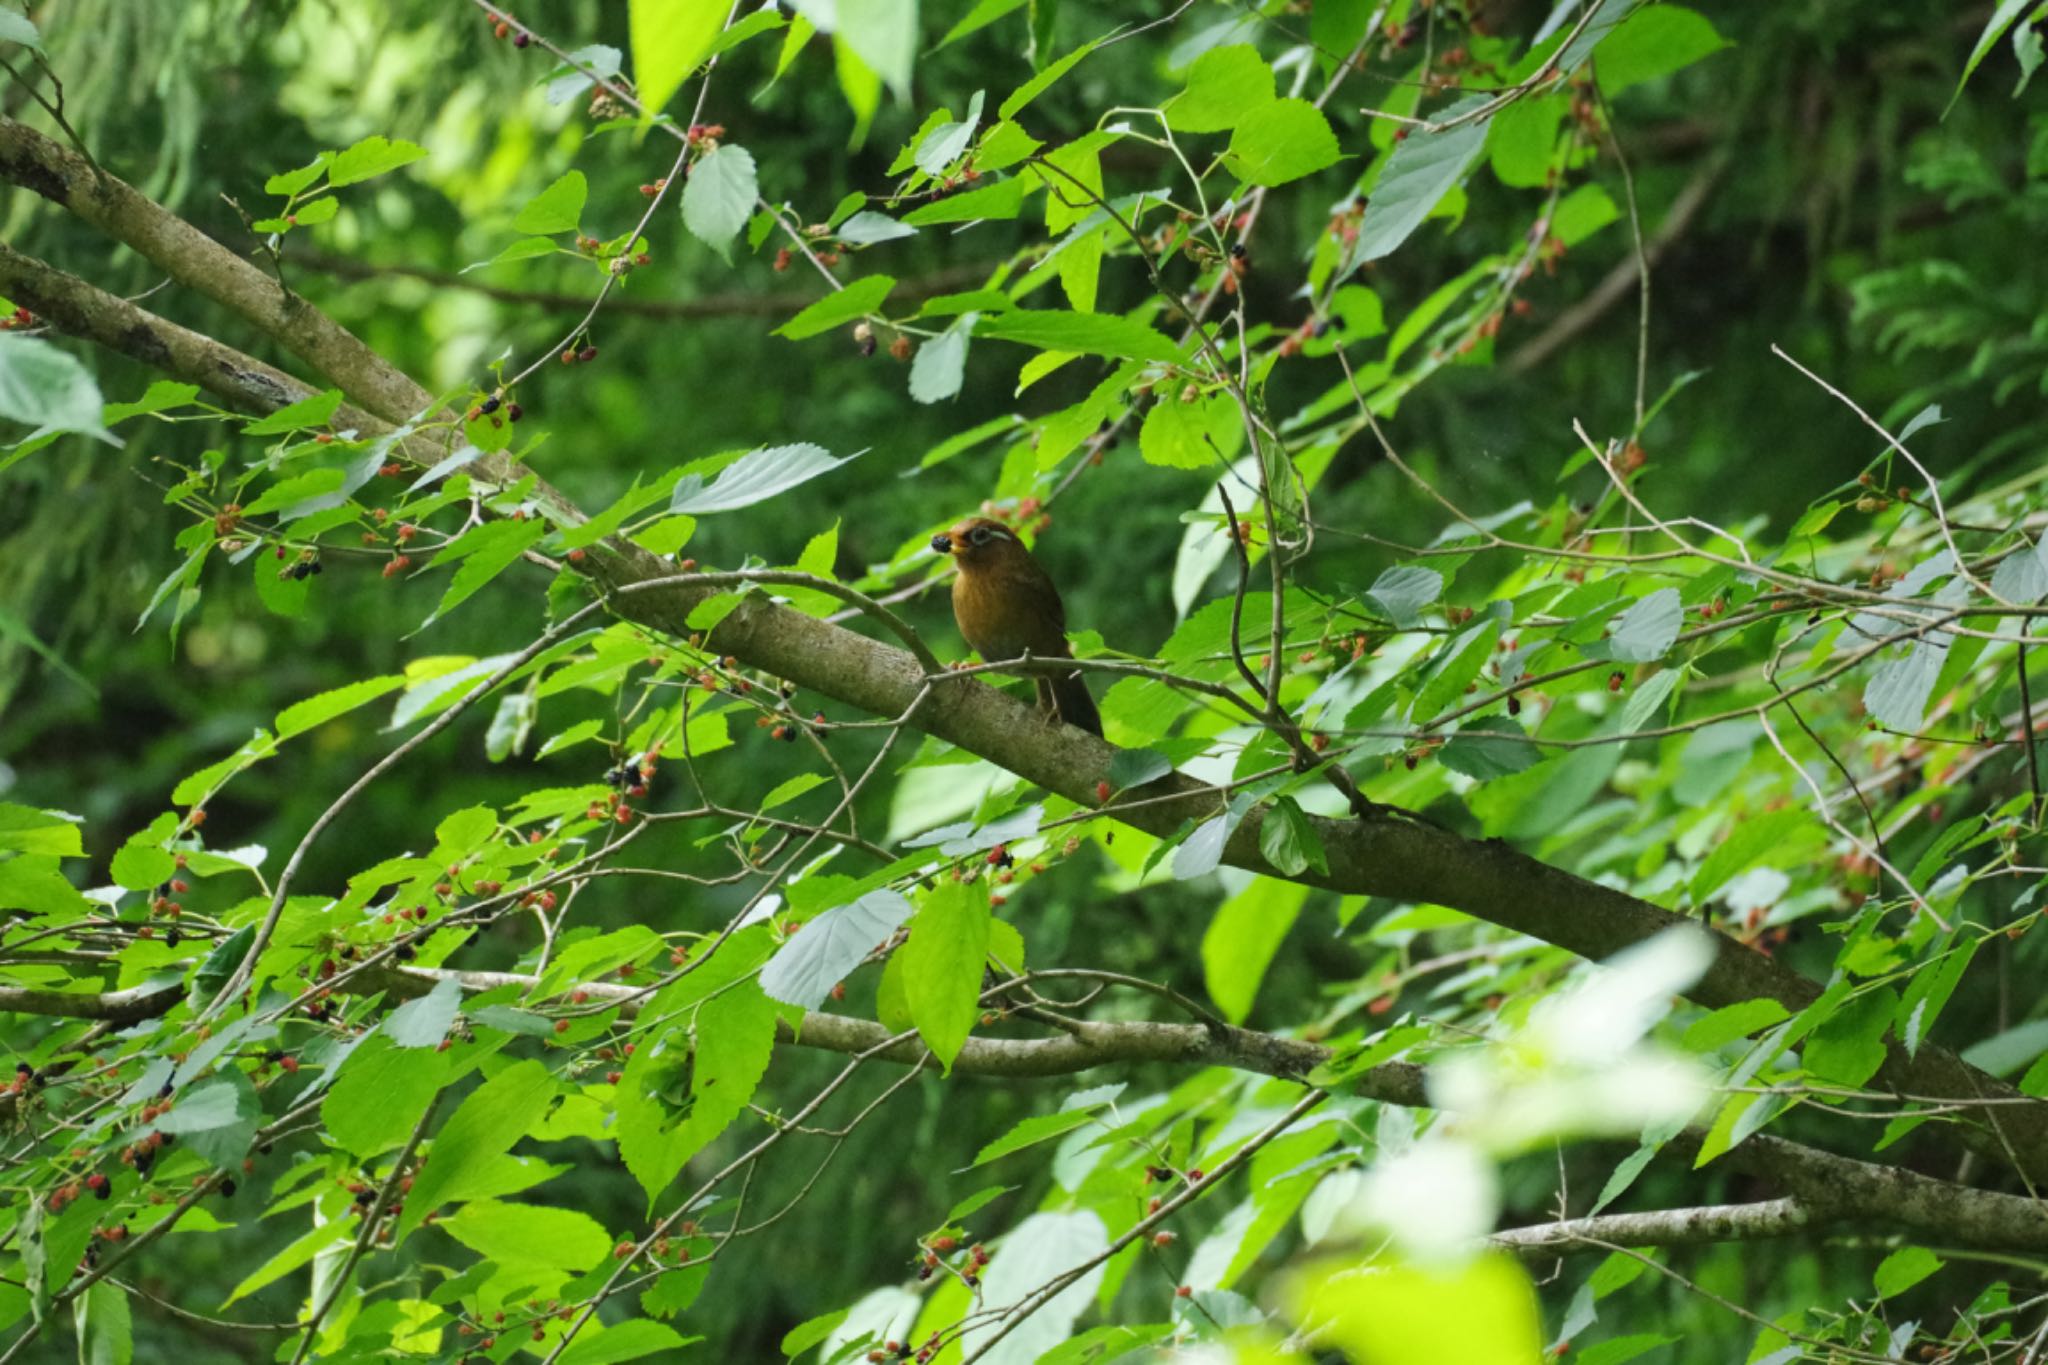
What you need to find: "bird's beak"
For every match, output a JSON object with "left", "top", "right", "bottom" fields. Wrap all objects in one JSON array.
[{"left": 930, "top": 533, "right": 955, "bottom": 555}]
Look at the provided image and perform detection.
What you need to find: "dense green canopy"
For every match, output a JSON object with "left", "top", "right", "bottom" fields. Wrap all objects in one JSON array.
[{"left": 3, "top": 1, "right": 2048, "bottom": 1362}]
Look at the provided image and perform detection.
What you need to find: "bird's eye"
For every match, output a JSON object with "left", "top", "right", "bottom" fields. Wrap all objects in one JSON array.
[{"left": 969, "top": 526, "right": 991, "bottom": 546}]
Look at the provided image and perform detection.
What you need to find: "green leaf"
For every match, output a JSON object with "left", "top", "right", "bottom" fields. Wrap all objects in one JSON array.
[
  {"left": 759, "top": 889, "right": 914, "bottom": 1008},
  {"left": 442, "top": 1200, "right": 612, "bottom": 1271},
  {"left": 1689, "top": 807, "right": 1815, "bottom": 905},
  {"left": 671, "top": 442, "right": 858, "bottom": 515},
  {"left": 276, "top": 676, "right": 405, "bottom": 739},
  {"left": 833, "top": 0, "right": 916, "bottom": 101},
  {"left": 423, "top": 518, "right": 546, "bottom": 627},
  {"left": 1139, "top": 393, "right": 1235, "bottom": 469},
  {"left": 629, "top": 0, "right": 728, "bottom": 115},
  {"left": 1202, "top": 879, "right": 1308, "bottom": 1023},
  {"left": 1290, "top": 1252, "right": 1542, "bottom": 1365},
  {"left": 782, "top": 1310, "right": 849, "bottom": 1357},
  {"left": 155, "top": 1072, "right": 260, "bottom": 1166},
  {"left": 1872, "top": 1246, "right": 1942, "bottom": 1299},
  {"left": 682, "top": 144, "right": 758, "bottom": 259},
  {"left": 226, "top": 1219, "right": 352, "bottom": 1305},
  {"left": 998, "top": 36, "right": 1101, "bottom": 120},
  {"left": 513, "top": 170, "right": 589, "bottom": 236},
  {"left": 915, "top": 90, "right": 985, "bottom": 174},
  {"left": 241, "top": 388, "right": 342, "bottom": 436},
  {"left": 1258, "top": 797, "right": 1327, "bottom": 877},
  {"left": 1354, "top": 96, "right": 1491, "bottom": 262},
  {"left": 1438, "top": 719, "right": 1539, "bottom": 780},
  {"left": 265, "top": 157, "right": 326, "bottom": 196},
  {"left": 324, "top": 1035, "right": 451, "bottom": 1157},
  {"left": 1864, "top": 641, "right": 1946, "bottom": 733},
  {"left": 1166, "top": 45, "right": 1275, "bottom": 133},
  {"left": 838, "top": 209, "right": 917, "bottom": 243},
  {"left": 0, "top": 12, "right": 45, "bottom": 51},
  {"left": 386, "top": 976, "right": 465, "bottom": 1048},
  {"left": 1486, "top": 94, "right": 1564, "bottom": 189},
  {"left": 910, "top": 324, "right": 971, "bottom": 404},
  {"left": 398, "top": 1058, "right": 558, "bottom": 1238},
  {"left": 939, "top": 0, "right": 1024, "bottom": 47},
  {"left": 1365, "top": 565, "right": 1443, "bottom": 627},
  {"left": 1592, "top": 5, "right": 1730, "bottom": 95},
  {"left": 325, "top": 134, "right": 425, "bottom": 187},
  {"left": 0, "top": 854, "right": 89, "bottom": 915},
  {"left": 1174, "top": 801, "right": 1247, "bottom": 881},
  {"left": 970, "top": 1107, "right": 1107, "bottom": 1168},
  {"left": 1224, "top": 99, "right": 1341, "bottom": 187},
  {"left": 1803, "top": 987, "right": 1896, "bottom": 1089},
  {"left": 1108, "top": 749, "right": 1174, "bottom": 790},
  {"left": 559, "top": 1320, "right": 690, "bottom": 1365},
  {"left": 103, "top": 380, "right": 201, "bottom": 425},
  {"left": 73, "top": 1282, "right": 132, "bottom": 1365},
  {"left": 774, "top": 275, "right": 896, "bottom": 339},
  {"left": 1683, "top": 998, "right": 1790, "bottom": 1052},
  {"left": 977, "top": 309, "right": 1180, "bottom": 362},
  {"left": 0, "top": 803, "right": 84, "bottom": 857},
  {"left": 903, "top": 881, "right": 991, "bottom": 1072},
  {"left": 1606, "top": 587, "right": 1682, "bottom": 662},
  {"left": 110, "top": 814, "right": 178, "bottom": 892},
  {"left": 0, "top": 336, "right": 113, "bottom": 440}
]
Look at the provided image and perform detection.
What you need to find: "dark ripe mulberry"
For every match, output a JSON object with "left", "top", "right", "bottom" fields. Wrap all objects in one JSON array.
[
  {"left": 480, "top": 396, "right": 501, "bottom": 415},
  {"left": 218, "top": 1178, "right": 236, "bottom": 1197},
  {"left": 577, "top": 345, "right": 598, "bottom": 364}
]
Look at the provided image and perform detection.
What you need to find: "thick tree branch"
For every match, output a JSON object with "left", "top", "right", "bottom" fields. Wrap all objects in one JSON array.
[
  {"left": 7, "top": 111, "right": 2045, "bottom": 1181},
  {"left": 0, "top": 116, "right": 435, "bottom": 426},
  {"left": 0, "top": 241, "right": 320, "bottom": 415}
]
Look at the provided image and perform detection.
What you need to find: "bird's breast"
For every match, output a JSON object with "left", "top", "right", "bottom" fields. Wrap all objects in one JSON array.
[{"left": 953, "top": 565, "right": 1068, "bottom": 661}]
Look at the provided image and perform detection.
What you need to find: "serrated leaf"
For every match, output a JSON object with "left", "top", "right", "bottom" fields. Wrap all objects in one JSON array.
[
  {"left": 910, "top": 325, "right": 971, "bottom": 404},
  {"left": 513, "top": 170, "right": 588, "bottom": 236},
  {"left": 1592, "top": 5, "right": 1729, "bottom": 95},
  {"left": 1864, "top": 641, "right": 1947, "bottom": 732},
  {"left": 1225, "top": 98, "right": 1341, "bottom": 186},
  {"left": 241, "top": 388, "right": 342, "bottom": 436},
  {"left": 1166, "top": 45, "right": 1275, "bottom": 133},
  {"left": 838, "top": 210, "right": 917, "bottom": 244},
  {"left": 1438, "top": 719, "right": 1540, "bottom": 779},
  {"left": 0, "top": 12, "right": 45, "bottom": 51},
  {"left": 1257, "top": 796, "right": 1327, "bottom": 877},
  {"left": 670, "top": 443, "right": 858, "bottom": 515},
  {"left": 630, "top": 0, "right": 728, "bottom": 115},
  {"left": 386, "top": 976, "right": 464, "bottom": 1048},
  {"left": 325, "top": 135, "right": 426, "bottom": 187},
  {"left": 775, "top": 275, "right": 897, "bottom": 340},
  {"left": 1872, "top": 1246, "right": 1942, "bottom": 1299},
  {"left": 1107, "top": 749, "right": 1173, "bottom": 790},
  {"left": 1355, "top": 95, "right": 1491, "bottom": 262},
  {"left": 682, "top": 145, "right": 758, "bottom": 259},
  {"left": 977, "top": 309, "right": 1180, "bottom": 362},
  {"left": 1607, "top": 588, "right": 1682, "bottom": 663},
  {"left": 0, "top": 336, "right": 113, "bottom": 440},
  {"left": 276, "top": 676, "right": 405, "bottom": 739},
  {"left": 903, "top": 881, "right": 990, "bottom": 1072},
  {"left": 1365, "top": 565, "right": 1443, "bottom": 627},
  {"left": 758, "top": 890, "right": 914, "bottom": 1008}
]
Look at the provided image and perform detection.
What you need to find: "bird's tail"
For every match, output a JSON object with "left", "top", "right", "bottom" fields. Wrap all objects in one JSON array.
[{"left": 1038, "top": 669, "right": 1102, "bottom": 736}]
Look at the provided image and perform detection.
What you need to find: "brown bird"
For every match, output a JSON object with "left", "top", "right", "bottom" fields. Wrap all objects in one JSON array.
[{"left": 931, "top": 517, "right": 1102, "bottom": 736}]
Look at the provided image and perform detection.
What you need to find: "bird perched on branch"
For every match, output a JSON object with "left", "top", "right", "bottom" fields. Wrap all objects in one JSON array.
[{"left": 931, "top": 516, "right": 1102, "bottom": 736}]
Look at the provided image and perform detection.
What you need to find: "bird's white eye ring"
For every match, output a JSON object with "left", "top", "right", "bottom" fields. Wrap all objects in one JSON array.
[{"left": 969, "top": 526, "right": 991, "bottom": 546}]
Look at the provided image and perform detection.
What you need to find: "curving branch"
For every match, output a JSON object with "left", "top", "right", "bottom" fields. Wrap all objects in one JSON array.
[{"left": 5, "top": 112, "right": 2047, "bottom": 1182}]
